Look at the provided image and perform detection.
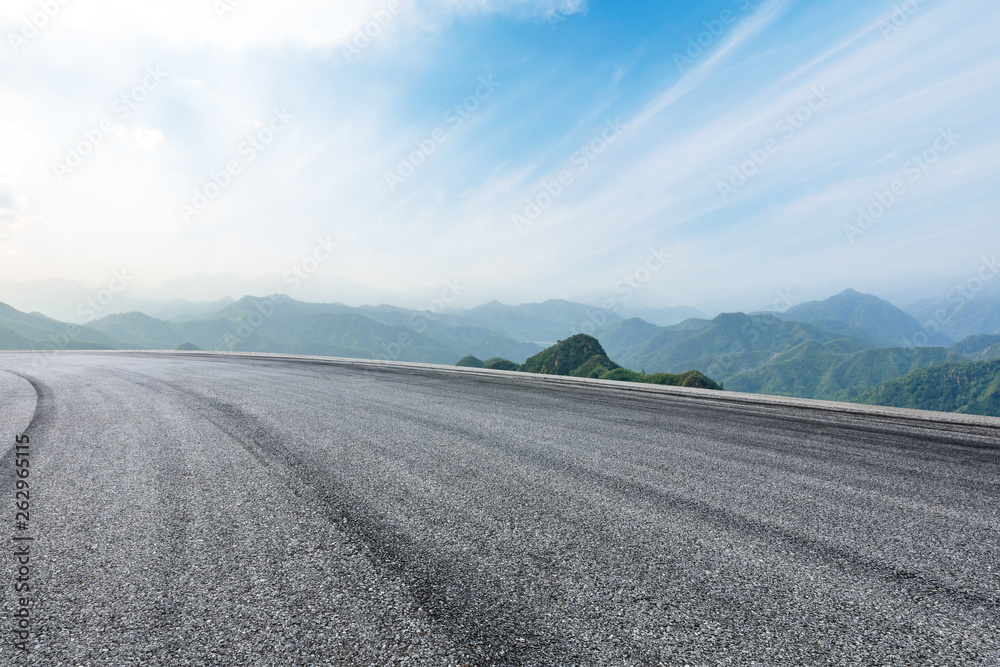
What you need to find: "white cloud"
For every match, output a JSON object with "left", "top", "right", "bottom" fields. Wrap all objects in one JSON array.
[
  {"left": 0, "top": 0, "right": 995, "bottom": 307},
  {"left": 133, "top": 127, "right": 164, "bottom": 151},
  {"left": 0, "top": 0, "right": 586, "bottom": 57}
]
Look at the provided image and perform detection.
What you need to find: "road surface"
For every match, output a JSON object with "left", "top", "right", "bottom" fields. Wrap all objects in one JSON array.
[{"left": 1, "top": 351, "right": 998, "bottom": 665}]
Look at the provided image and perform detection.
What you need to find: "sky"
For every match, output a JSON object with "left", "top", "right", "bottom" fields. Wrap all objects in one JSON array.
[{"left": 0, "top": 0, "right": 998, "bottom": 313}]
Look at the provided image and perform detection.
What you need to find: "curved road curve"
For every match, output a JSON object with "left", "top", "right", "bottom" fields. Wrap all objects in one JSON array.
[{"left": 1, "top": 351, "right": 998, "bottom": 665}]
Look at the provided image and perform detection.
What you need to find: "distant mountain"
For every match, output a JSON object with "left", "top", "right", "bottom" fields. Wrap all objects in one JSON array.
[
  {"left": 791, "top": 318, "right": 897, "bottom": 347},
  {"left": 456, "top": 355, "right": 485, "bottom": 368},
  {"left": 0, "top": 324, "right": 34, "bottom": 350},
  {"left": 616, "top": 312, "right": 869, "bottom": 379},
  {"left": 167, "top": 296, "right": 543, "bottom": 364},
  {"left": 616, "top": 305, "right": 708, "bottom": 327},
  {"left": 856, "top": 360, "right": 1000, "bottom": 417},
  {"left": 89, "top": 312, "right": 191, "bottom": 349},
  {"left": 152, "top": 298, "right": 235, "bottom": 323},
  {"left": 0, "top": 302, "right": 122, "bottom": 349},
  {"left": 950, "top": 334, "right": 1000, "bottom": 360},
  {"left": 458, "top": 299, "right": 624, "bottom": 343},
  {"left": 140, "top": 272, "right": 452, "bottom": 309},
  {"left": 725, "top": 342, "right": 961, "bottom": 401},
  {"left": 0, "top": 277, "right": 243, "bottom": 324},
  {"left": 907, "top": 294, "right": 1000, "bottom": 341},
  {"left": 597, "top": 318, "right": 664, "bottom": 360},
  {"left": 777, "top": 289, "right": 953, "bottom": 347},
  {"left": 0, "top": 297, "right": 543, "bottom": 364}
]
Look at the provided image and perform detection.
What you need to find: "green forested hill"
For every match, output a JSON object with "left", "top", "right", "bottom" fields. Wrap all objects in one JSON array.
[
  {"left": 950, "top": 334, "right": 1000, "bottom": 360},
  {"left": 520, "top": 334, "right": 618, "bottom": 376},
  {"left": 458, "top": 334, "right": 723, "bottom": 390},
  {"left": 616, "top": 312, "right": 869, "bottom": 379},
  {"left": 856, "top": 360, "right": 1000, "bottom": 416},
  {"left": 725, "top": 343, "right": 960, "bottom": 401}
]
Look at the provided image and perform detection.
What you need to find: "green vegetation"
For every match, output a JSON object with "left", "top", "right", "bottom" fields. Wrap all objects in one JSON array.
[
  {"left": 950, "top": 334, "right": 1000, "bottom": 360},
  {"left": 601, "top": 367, "right": 722, "bottom": 390},
  {"left": 521, "top": 334, "right": 618, "bottom": 375},
  {"left": 482, "top": 357, "right": 518, "bottom": 371},
  {"left": 455, "top": 355, "right": 485, "bottom": 367},
  {"left": 725, "top": 343, "right": 960, "bottom": 401},
  {"left": 570, "top": 353, "right": 620, "bottom": 378},
  {"left": 458, "top": 334, "right": 723, "bottom": 390},
  {"left": 856, "top": 360, "right": 1000, "bottom": 416}
]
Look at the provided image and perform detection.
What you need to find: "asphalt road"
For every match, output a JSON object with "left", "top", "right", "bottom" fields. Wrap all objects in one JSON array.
[{"left": 1, "top": 351, "right": 998, "bottom": 666}]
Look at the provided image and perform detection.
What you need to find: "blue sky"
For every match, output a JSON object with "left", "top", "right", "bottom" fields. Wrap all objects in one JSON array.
[{"left": 1, "top": 0, "right": 998, "bottom": 311}]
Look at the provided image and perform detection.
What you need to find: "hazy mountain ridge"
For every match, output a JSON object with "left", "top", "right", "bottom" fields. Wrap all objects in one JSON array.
[
  {"left": 907, "top": 293, "right": 1000, "bottom": 341},
  {"left": 4, "top": 286, "right": 1000, "bottom": 415},
  {"left": 613, "top": 312, "right": 870, "bottom": 379},
  {"left": 0, "top": 302, "right": 124, "bottom": 349},
  {"left": 776, "top": 288, "right": 953, "bottom": 347},
  {"left": 89, "top": 296, "right": 545, "bottom": 364}
]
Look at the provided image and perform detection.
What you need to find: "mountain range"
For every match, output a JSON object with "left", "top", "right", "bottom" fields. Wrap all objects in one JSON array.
[{"left": 2, "top": 287, "right": 1000, "bottom": 416}]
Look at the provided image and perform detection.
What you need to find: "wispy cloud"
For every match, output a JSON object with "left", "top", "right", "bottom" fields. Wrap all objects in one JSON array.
[{"left": 0, "top": 0, "right": 995, "bottom": 310}]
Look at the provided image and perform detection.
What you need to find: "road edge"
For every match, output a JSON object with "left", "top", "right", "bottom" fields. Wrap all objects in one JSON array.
[{"left": 5, "top": 349, "right": 998, "bottom": 433}]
